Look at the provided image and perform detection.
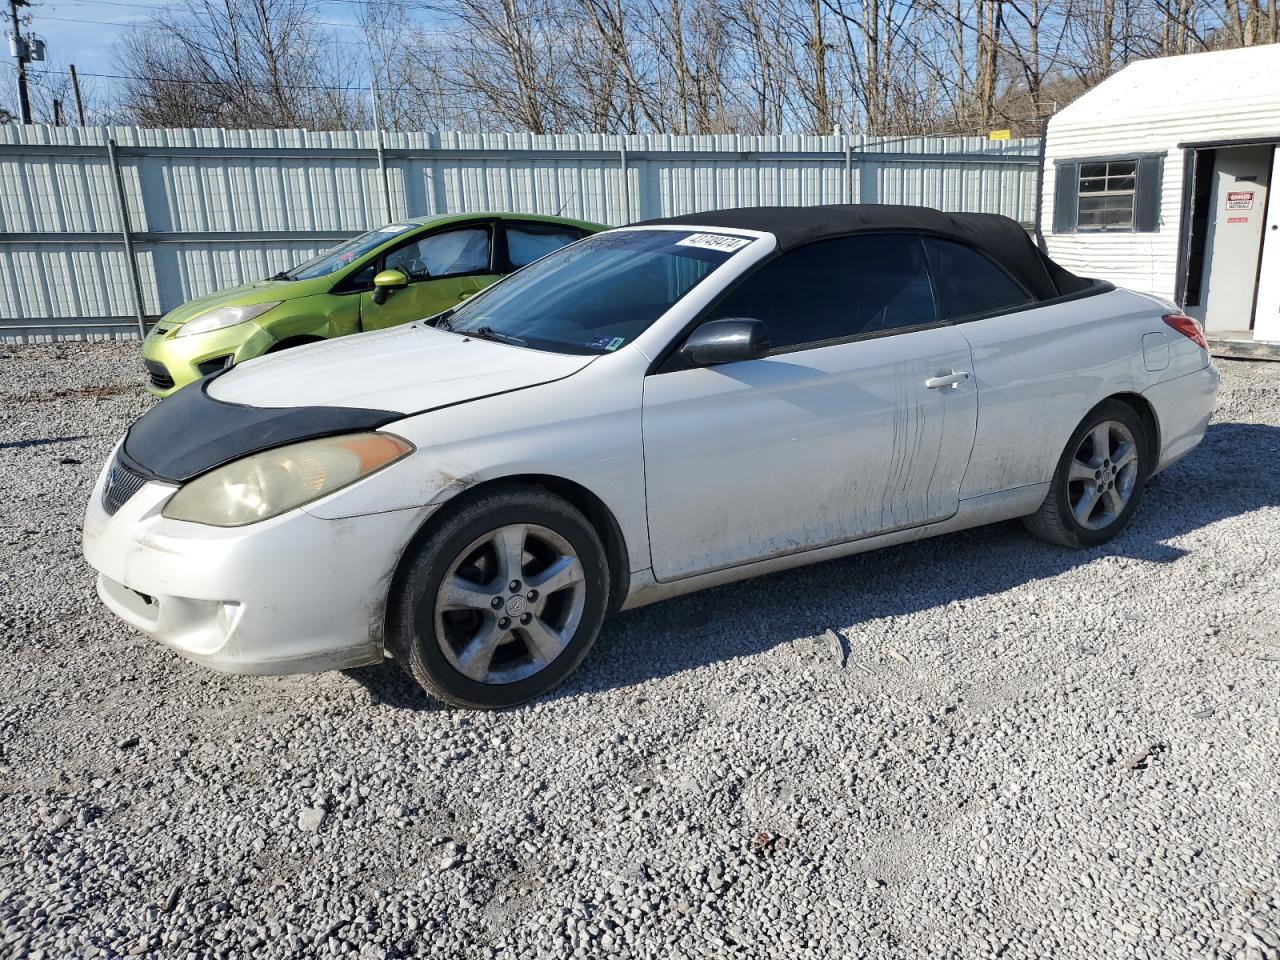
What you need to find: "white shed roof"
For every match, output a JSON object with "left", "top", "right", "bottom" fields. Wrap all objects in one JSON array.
[{"left": 1051, "top": 44, "right": 1280, "bottom": 135}]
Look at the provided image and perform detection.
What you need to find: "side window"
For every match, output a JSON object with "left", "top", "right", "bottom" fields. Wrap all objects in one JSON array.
[
  {"left": 924, "top": 238, "right": 1032, "bottom": 320},
  {"left": 506, "top": 223, "right": 584, "bottom": 268},
  {"left": 709, "top": 234, "right": 937, "bottom": 351},
  {"left": 385, "top": 227, "right": 491, "bottom": 281}
]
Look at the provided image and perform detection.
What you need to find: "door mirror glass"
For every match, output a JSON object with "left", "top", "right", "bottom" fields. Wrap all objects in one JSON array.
[
  {"left": 371, "top": 269, "right": 408, "bottom": 304},
  {"left": 680, "top": 318, "right": 771, "bottom": 366}
]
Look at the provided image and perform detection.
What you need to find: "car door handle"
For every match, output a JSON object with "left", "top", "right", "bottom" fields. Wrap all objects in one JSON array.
[
  {"left": 925, "top": 371, "right": 970, "bottom": 389},
  {"left": 458, "top": 291, "right": 475, "bottom": 301}
]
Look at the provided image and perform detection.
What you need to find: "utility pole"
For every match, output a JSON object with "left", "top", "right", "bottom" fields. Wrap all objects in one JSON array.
[
  {"left": 70, "top": 63, "right": 85, "bottom": 125},
  {"left": 7, "top": 0, "right": 31, "bottom": 124}
]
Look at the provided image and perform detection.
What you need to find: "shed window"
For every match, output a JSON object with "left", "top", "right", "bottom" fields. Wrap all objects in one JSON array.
[
  {"left": 1052, "top": 155, "right": 1164, "bottom": 235},
  {"left": 1077, "top": 160, "right": 1136, "bottom": 229}
]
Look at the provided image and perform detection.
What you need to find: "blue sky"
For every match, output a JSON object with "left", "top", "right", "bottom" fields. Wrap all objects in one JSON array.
[
  {"left": 8, "top": 0, "right": 367, "bottom": 115},
  {"left": 26, "top": 0, "right": 173, "bottom": 76}
]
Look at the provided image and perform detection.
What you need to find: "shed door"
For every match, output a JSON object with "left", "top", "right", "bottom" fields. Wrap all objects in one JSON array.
[
  {"left": 1198, "top": 145, "right": 1272, "bottom": 335},
  {"left": 1255, "top": 147, "right": 1280, "bottom": 343}
]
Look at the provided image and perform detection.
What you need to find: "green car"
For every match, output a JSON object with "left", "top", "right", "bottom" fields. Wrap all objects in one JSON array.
[{"left": 141, "top": 213, "right": 604, "bottom": 395}]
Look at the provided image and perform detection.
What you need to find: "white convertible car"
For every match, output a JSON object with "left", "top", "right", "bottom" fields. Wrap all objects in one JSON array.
[{"left": 83, "top": 205, "right": 1219, "bottom": 707}]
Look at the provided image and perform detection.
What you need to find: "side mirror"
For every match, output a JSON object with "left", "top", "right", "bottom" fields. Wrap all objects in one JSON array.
[
  {"left": 680, "top": 318, "right": 771, "bottom": 366},
  {"left": 371, "top": 268, "right": 408, "bottom": 305}
]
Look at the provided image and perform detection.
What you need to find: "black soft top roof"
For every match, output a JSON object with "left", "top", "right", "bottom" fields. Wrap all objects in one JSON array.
[{"left": 638, "top": 204, "right": 1090, "bottom": 300}]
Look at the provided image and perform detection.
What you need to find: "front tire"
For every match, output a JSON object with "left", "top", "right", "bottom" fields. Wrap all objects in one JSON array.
[
  {"left": 389, "top": 486, "right": 609, "bottom": 709},
  {"left": 1023, "top": 400, "right": 1149, "bottom": 548}
]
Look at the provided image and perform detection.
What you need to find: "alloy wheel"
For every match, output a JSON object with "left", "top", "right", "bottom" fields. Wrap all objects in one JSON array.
[
  {"left": 1066, "top": 420, "right": 1140, "bottom": 530},
  {"left": 433, "top": 523, "right": 587, "bottom": 684}
]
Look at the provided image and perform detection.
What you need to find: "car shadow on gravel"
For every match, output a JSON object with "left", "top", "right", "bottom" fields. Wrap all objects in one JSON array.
[
  {"left": 344, "top": 663, "right": 440, "bottom": 710},
  {"left": 347, "top": 420, "right": 1280, "bottom": 710}
]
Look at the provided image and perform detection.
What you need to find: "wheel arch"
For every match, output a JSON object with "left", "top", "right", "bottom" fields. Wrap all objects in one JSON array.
[
  {"left": 265, "top": 333, "right": 327, "bottom": 353},
  {"left": 383, "top": 474, "right": 632, "bottom": 659},
  {"left": 1106, "top": 391, "right": 1161, "bottom": 476}
]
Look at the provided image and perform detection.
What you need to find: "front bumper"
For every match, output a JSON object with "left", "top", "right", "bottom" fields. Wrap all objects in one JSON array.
[
  {"left": 81, "top": 464, "right": 426, "bottom": 676},
  {"left": 141, "top": 322, "right": 278, "bottom": 397}
]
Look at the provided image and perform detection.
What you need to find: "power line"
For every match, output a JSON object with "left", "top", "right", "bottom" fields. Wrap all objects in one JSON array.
[
  {"left": 34, "top": 11, "right": 374, "bottom": 41},
  {"left": 49, "top": 0, "right": 194, "bottom": 9},
  {"left": 29, "top": 65, "right": 377, "bottom": 92},
  {"left": 34, "top": 7, "right": 469, "bottom": 36},
  {"left": 50, "top": 0, "right": 378, "bottom": 9},
  {"left": 32, "top": 15, "right": 466, "bottom": 50},
  {"left": 47, "top": 0, "right": 446, "bottom": 18},
  {"left": 35, "top": 13, "right": 166, "bottom": 25}
]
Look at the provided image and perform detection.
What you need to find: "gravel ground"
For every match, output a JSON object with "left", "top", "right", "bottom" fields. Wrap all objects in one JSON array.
[{"left": 2, "top": 342, "right": 1279, "bottom": 960}]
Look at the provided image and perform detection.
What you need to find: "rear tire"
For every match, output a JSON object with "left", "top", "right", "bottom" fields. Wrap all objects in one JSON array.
[
  {"left": 388, "top": 486, "right": 609, "bottom": 709},
  {"left": 1023, "top": 400, "right": 1150, "bottom": 548}
]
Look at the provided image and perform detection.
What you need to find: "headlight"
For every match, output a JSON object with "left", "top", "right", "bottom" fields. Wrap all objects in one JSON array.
[
  {"left": 162, "top": 433, "right": 413, "bottom": 526},
  {"left": 176, "top": 301, "right": 282, "bottom": 338}
]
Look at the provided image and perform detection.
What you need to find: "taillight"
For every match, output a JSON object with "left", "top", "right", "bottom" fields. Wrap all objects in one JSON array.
[{"left": 1163, "top": 313, "right": 1208, "bottom": 351}]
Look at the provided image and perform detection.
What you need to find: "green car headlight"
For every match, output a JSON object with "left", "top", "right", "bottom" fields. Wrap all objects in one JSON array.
[
  {"left": 176, "top": 301, "right": 282, "bottom": 338},
  {"left": 163, "top": 433, "right": 414, "bottom": 527}
]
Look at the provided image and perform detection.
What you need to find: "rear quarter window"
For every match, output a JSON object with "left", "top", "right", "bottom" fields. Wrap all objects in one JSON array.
[{"left": 925, "top": 237, "right": 1033, "bottom": 320}]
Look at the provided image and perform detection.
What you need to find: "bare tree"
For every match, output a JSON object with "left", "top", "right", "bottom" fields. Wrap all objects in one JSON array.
[
  {"left": 110, "top": 0, "right": 1280, "bottom": 136},
  {"left": 115, "top": 0, "right": 368, "bottom": 129}
]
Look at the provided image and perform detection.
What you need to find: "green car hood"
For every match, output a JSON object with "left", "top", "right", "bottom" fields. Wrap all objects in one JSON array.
[{"left": 156, "top": 276, "right": 332, "bottom": 327}]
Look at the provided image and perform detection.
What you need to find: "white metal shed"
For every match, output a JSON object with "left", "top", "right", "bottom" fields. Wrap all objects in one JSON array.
[{"left": 1040, "top": 44, "right": 1280, "bottom": 359}]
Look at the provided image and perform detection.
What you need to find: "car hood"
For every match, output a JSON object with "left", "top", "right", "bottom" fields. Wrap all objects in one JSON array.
[
  {"left": 207, "top": 324, "right": 595, "bottom": 414},
  {"left": 155, "top": 277, "right": 325, "bottom": 327}
]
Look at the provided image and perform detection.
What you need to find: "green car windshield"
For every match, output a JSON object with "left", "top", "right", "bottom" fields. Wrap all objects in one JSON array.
[
  {"left": 440, "top": 229, "right": 749, "bottom": 355},
  {"left": 281, "top": 223, "right": 419, "bottom": 281}
]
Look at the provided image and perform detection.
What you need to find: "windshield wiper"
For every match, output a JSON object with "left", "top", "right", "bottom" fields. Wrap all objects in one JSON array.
[
  {"left": 267, "top": 271, "right": 291, "bottom": 281},
  {"left": 431, "top": 308, "right": 456, "bottom": 331},
  {"left": 467, "top": 325, "right": 527, "bottom": 347}
]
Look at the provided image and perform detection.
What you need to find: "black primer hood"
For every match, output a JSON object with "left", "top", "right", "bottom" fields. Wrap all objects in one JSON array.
[{"left": 122, "top": 374, "right": 400, "bottom": 483}]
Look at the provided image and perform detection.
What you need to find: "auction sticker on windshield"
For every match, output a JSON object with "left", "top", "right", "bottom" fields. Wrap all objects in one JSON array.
[
  {"left": 675, "top": 233, "right": 753, "bottom": 253},
  {"left": 587, "top": 335, "right": 627, "bottom": 351}
]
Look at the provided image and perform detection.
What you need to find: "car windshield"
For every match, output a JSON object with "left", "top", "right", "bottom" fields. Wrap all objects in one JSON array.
[
  {"left": 440, "top": 229, "right": 751, "bottom": 354},
  {"left": 280, "top": 223, "right": 419, "bottom": 281}
]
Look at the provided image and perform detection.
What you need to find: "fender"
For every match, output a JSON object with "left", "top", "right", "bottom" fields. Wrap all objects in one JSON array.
[{"left": 260, "top": 292, "right": 361, "bottom": 344}]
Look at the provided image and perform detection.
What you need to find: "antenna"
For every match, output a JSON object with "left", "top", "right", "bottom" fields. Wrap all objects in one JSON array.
[{"left": 555, "top": 190, "right": 579, "bottom": 218}]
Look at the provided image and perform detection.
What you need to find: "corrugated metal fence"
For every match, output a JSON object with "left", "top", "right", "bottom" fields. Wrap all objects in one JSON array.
[{"left": 0, "top": 126, "right": 1042, "bottom": 341}]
